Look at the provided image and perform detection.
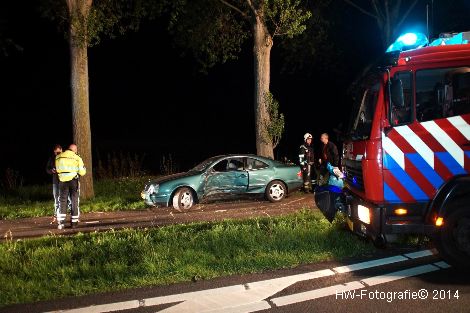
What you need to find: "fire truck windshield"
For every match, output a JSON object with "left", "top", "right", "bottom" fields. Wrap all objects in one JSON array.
[{"left": 350, "top": 82, "right": 380, "bottom": 140}]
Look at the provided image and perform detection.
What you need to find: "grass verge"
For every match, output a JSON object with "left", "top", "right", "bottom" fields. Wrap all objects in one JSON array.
[
  {"left": 0, "top": 177, "right": 150, "bottom": 219},
  {"left": 0, "top": 209, "right": 374, "bottom": 307}
]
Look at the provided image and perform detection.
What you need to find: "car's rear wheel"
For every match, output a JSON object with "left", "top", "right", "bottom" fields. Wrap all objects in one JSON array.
[
  {"left": 266, "top": 180, "right": 286, "bottom": 202},
  {"left": 172, "top": 187, "right": 194, "bottom": 212}
]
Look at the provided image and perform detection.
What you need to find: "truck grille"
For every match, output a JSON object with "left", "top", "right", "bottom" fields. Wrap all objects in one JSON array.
[{"left": 343, "top": 159, "right": 364, "bottom": 191}]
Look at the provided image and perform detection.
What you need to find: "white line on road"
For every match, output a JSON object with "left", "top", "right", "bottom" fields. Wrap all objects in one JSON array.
[
  {"left": 434, "top": 261, "right": 451, "bottom": 269},
  {"left": 271, "top": 281, "right": 365, "bottom": 307},
  {"left": 43, "top": 250, "right": 441, "bottom": 313},
  {"left": 361, "top": 264, "right": 440, "bottom": 286},
  {"left": 333, "top": 255, "right": 408, "bottom": 274},
  {"left": 403, "top": 249, "right": 435, "bottom": 259},
  {"left": 46, "top": 300, "right": 141, "bottom": 313},
  {"left": 271, "top": 263, "right": 446, "bottom": 307}
]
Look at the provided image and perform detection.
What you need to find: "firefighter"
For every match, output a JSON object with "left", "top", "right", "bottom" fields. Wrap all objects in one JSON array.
[
  {"left": 55, "top": 144, "right": 86, "bottom": 229},
  {"left": 299, "top": 133, "right": 315, "bottom": 192}
]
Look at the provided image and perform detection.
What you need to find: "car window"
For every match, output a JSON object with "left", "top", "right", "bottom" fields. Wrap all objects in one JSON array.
[
  {"left": 246, "top": 158, "right": 268, "bottom": 170},
  {"left": 191, "top": 156, "right": 220, "bottom": 172},
  {"left": 228, "top": 158, "right": 244, "bottom": 171},
  {"left": 212, "top": 160, "right": 228, "bottom": 172}
]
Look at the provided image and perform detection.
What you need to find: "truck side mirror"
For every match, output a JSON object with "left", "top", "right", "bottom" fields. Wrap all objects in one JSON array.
[
  {"left": 390, "top": 78, "right": 404, "bottom": 109},
  {"left": 382, "top": 118, "right": 392, "bottom": 136}
]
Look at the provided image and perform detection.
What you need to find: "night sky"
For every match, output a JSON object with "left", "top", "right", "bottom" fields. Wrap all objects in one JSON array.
[{"left": 1, "top": 0, "right": 469, "bottom": 185}]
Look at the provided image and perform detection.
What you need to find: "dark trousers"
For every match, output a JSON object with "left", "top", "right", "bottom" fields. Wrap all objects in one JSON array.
[
  {"left": 301, "top": 164, "right": 312, "bottom": 190},
  {"left": 58, "top": 179, "right": 80, "bottom": 224}
]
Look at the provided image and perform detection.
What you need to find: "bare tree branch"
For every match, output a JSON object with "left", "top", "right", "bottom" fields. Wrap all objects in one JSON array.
[
  {"left": 344, "top": 0, "right": 377, "bottom": 19},
  {"left": 395, "top": 0, "right": 418, "bottom": 31},
  {"left": 245, "top": 0, "right": 258, "bottom": 17},
  {"left": 218, "top": 0, "right": 249, "bottom": 19},
  {"left": 384, "top": 0, "right": 390, "bottom": 43},
  {"left": 371, "top": 0, "right": 383, "bottom": 21}
]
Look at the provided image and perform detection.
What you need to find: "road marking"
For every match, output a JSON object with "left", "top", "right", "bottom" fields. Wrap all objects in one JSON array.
[
  {"left": 272, "top": 263, "right": 444, "bottom": 307},
  {"left": 84, "top": 221, "right": 100, "bottom": 224},
  {"left": 46, "top": 300, "right": 141, "bottom": 313},
  {"left": 43, "top": 250, "right": 441, "bottom": 313},
  {"left": 361, "top": 264, "right": 439, "bottom": 286},
  {"left": 141, "top": 269, "right": 337, "bottom": 313},
  {"left": 333, "top": 255, "right": 408, "bottom": 274},
  {"left": 271, "top": 281, "right": 364, "bottom": 307},
  {"left": 433, "top": 261, "right": 451, "bottom": 269},
  {"left": 403, "top": 249, "right": 435, "bottom": 259}
]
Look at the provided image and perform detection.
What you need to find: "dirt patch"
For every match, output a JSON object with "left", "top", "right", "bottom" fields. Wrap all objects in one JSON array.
[{"left": 0, "top": 193, "right": 316, "bottom": 240}]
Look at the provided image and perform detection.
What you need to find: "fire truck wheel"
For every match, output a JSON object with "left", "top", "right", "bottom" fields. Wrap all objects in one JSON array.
[
  {"left": 372, "top": 234, "right": 387, "bottom": 249},
  {"left": 434, "top": 208, "right": 470, "bottom": 269}
]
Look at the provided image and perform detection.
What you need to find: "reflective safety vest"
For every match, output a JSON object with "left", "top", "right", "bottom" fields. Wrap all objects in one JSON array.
[{"left": 55, "top": 150, "right": 86, "bottom": 182}]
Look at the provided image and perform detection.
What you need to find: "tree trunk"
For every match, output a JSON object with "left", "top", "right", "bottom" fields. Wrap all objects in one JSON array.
[
  {"left": 252, "top": 16, "right": 274, "bottom": 159},
  {"left": 68, "top": 0, "right": 94, "bottom": 199}
]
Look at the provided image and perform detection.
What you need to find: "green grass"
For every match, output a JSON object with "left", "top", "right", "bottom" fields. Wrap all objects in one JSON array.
[
  {"left": 0, "top": 210, "right": 374, "bottom": 307},
  {"left": 0, "top": 177, "right": 152, "bottom": 219}
]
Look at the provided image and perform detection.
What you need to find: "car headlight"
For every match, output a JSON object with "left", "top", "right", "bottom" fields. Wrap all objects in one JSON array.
[{"left": 147, "top": 184, "right": 159, "bottom": 195}]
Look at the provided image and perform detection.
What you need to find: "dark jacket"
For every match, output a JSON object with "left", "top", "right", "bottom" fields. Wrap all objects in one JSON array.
[
  {"left": 299, "top": 143, "right": 315, "bottom": 166},
  {"left": 46, "top": 155, "right": 59, "bottom": 185},
  {"left": 321, "top": 141, "right": 340, "bottom": 167}
]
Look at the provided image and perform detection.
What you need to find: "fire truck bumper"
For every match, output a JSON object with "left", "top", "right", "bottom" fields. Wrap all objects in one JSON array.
[{"left": 346, "top": 199, "right": 437, "bottom": 239}]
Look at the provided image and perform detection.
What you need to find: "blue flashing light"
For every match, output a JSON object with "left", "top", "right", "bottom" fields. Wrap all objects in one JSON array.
[
  {"left": 386, "top": 32, "right": 429, "bottom": 53},
  {"left": 400, "top": 33, "right": 418, "bottom": 45},
  {"left": 352, "top": 176, "right": 357, "bottom": 185},
  {"left": 429, "top": 32, "right": 469, "bottom": 46}
]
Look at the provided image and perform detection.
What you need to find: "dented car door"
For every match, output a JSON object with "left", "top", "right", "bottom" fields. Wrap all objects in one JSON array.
[{"left": 204, "top": 158, "right": 249, "bottom": 196}]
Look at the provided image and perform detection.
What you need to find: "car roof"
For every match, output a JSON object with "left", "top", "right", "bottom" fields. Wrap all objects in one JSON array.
[{"left": 211, "top": 154, "right": 274, "bottom": 162}]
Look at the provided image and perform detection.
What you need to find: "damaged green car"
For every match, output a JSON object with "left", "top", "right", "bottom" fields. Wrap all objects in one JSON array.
[{"left": 141, "top": 154, "right": 303, "bottom": 211}]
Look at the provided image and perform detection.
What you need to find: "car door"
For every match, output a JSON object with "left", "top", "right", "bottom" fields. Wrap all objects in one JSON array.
[
  {"left": 204, "top": 158, "right": 249, "bottom": 196},
  {"left": 245, "top": 157, "right": 270, "bottom": 192}
]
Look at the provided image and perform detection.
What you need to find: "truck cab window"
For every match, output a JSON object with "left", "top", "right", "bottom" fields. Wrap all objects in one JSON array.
[
  {"left": 351, "top": 82, "right": 380, "bottom": 140},
  {"left": 416, "top": 67, "right": 470, "bottom": 121},
  {"left": 390, "top": 71, "right": 413, "bottom": 126}
]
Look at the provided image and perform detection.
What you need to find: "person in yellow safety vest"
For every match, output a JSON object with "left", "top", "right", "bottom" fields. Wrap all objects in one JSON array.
[{"left": 55, "top": 144, "right": 86, "bottom": 230}]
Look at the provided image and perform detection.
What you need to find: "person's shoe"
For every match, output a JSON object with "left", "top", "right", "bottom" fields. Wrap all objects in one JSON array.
[
  {"left": 70, "top": 222, "right": 78, "bottom": 229},
  {"left": 57, "top": 223, "right": 64, "bottom": 230}
]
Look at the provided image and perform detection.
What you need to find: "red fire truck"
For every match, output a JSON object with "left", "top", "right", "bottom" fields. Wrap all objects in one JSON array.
[{"left": 315, "top": 31, "right": 470, "bottom": 267}]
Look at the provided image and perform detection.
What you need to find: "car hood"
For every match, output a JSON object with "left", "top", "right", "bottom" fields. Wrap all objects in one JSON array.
[{"left": 149, "top": 171, "right": 201, "bottom": 185}]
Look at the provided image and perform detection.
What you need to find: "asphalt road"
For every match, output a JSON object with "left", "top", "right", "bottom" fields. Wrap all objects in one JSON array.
[{"left": 3, "top": 248, "right": 469, "bottom": 313}]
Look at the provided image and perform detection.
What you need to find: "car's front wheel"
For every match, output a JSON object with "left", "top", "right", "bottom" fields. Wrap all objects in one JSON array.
[
  {"left": 266, "top": 180, "right": 286, "bottom": 202},
  {"left": 172, "top": 187, "right": 195, "bottom": 212}
]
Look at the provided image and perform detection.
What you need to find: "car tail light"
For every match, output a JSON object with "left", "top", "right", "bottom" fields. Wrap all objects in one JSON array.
[{"left": 297, "top": 171, "right": 302, "bottom": 178}]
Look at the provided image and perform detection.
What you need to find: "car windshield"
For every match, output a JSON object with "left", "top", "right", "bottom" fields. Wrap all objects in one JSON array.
[{"left": 190, "top": 156, "right": 221, "bottom": 172}]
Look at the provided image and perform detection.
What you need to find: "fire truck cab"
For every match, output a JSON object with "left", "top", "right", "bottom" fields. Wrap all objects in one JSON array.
[{"left": 315, "top": 31, "right": 470, "bottom": 267}]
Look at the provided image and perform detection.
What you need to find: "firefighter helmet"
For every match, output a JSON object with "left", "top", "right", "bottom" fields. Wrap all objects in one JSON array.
[{"left": 304, "top": 133, "right": 312, "bottom": 141}]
